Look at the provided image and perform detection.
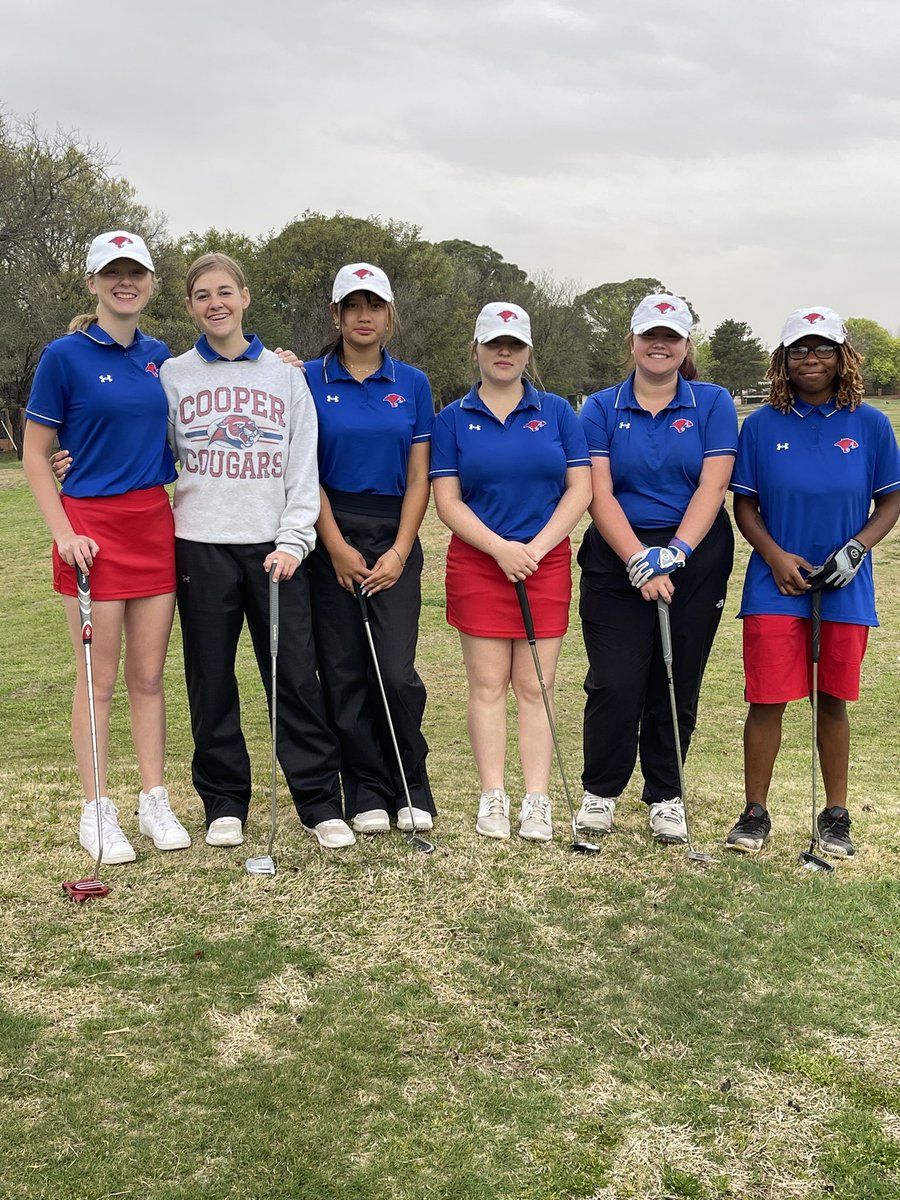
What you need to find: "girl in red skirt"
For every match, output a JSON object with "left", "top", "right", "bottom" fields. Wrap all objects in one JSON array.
[
  {"left": 430, "top": 304, "right": 592, "bottom": 841},
  {"left": 23, "top": 231, "right": 191, "bottom": 865}
]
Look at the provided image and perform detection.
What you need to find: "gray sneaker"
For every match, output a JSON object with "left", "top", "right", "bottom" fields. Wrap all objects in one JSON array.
[
  {"left": 476, "top": 788, "right": 511, "bottom": 839},
  {"left": 649, "top": 798, "right": 688, "bottom": 844},
  {"left": 518, "top": 792, "right": 553, "bottom": 842},
  {"left": 576, "top": 793, "right": 616, "bottom": 834}
]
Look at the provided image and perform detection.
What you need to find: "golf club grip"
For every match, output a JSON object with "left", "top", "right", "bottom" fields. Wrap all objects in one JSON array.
[
  {"left": 514, "top": 580, "right": 536, "bottom": 643},
  {"left": 656, "top": 598, "right": 673, "bottom": 666},
  {"left": 76, "top": 568, "right": 92, "bottom": 643},
  {"left": 355, "top": 582, "right": 369, "bottom": 622},
  {"left": 810, "top": 588, "right": 822, "bottom": 665},
  {"left": 269, "top": 571, "right": 279, "bottom": 656}
]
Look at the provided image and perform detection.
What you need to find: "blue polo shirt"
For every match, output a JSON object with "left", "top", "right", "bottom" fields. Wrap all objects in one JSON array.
[
  {"left": 26, "top": 325, "right": 176, "bottom": 497},
  {"left": 429, "top": 381, "right": 590, "bottom": 541},
  {"left": 731, "top": 399, "right": 900, "bottom": 625},
  {"left": 580, "top": 374, "right": 738, "bottom": 527},
  {"left": 303, "top": 350, "right": 434, "bottom": 496}
]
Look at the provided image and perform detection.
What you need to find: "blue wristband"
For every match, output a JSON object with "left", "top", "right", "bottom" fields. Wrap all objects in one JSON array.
[{"left": 669, "top": 536, "right": 693, "bottom": 559}]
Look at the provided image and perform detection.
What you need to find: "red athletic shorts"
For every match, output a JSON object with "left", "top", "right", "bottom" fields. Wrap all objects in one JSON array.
[
  {"left": 445, "top": 534, "right": 572, "bottom": 639},
  {"left": 742, "top": 614, "right": 869, "bottom": 703},
  {"left": 53, "top": 486, "right": 175, "bottom": 600}
]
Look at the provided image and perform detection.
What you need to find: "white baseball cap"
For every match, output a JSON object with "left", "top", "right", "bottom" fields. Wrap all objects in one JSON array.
[
  {"left": 631, "top": 294, "right": 693, "bottom": 337},
  {"left": 86, "top": 230, "right": 155, "bottom": 275},
  {"left": 473, "top": 302, "right": 533, "bottom": 347},
  {"left": 332, "top": 263, "right": 394, "bottom": 304},
  {"left": 780, "top": 306, "right": 847, "bottom": 347}
]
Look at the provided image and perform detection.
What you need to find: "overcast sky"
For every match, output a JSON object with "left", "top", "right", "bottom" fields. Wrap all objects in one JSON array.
[{"left": 4, "top": 0, "right": 900, "bottom": 347}]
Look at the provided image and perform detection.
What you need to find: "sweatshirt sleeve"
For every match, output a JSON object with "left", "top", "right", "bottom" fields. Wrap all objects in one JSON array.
[{"left": 276, "top": 367, "right": 321, "bottom": 562}]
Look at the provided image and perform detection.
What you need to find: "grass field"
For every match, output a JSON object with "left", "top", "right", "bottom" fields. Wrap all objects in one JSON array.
[{"left": 1, "top": 405, "right": 898, "bottom": 1199}]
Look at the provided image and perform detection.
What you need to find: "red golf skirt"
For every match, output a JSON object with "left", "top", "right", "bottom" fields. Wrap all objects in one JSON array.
[
  {"left": 445, "top": 534, "right": 572, "bottom": 638},
  {"left": 53, "top": 486, "right": 175, "bottom": 600}
]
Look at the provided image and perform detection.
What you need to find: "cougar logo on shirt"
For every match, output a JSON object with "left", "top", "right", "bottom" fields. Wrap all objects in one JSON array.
[
  {"left": 145, "top": 362, "right": 159, "bottom": 378},
  {"left": 524, "top": 420, "right": 547, "bottom": 432},
  {"left": 834, "top": 438, "right": 859, "bottom": 454},
  {"left": 498, "top": 310, "right": 518, "bottom": 322},
  {"left": 671, "top": 419, "right": 694, "bottom": 433},
  {"left": 109, "top": 235, "right": 134, "bottom": 248},
  {"left": 383, "top": 393, "right": 406, "bottom": 408},
  {"left": 352, "top": 268, "right": 374, "bottom": 280},
  {"left": 654, "top": 302, "right": 675, "bottom": 314},
  {"left": 803, "top": 312, "right": 826, "bottom": 324},
  {"left": 209, "top": 414, "right": 261, "bottom": 449}
]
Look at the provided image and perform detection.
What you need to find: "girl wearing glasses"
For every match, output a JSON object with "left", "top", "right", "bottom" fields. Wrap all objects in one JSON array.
[{"left": 726, "top": 307, "right": 900, "bottom": 857}]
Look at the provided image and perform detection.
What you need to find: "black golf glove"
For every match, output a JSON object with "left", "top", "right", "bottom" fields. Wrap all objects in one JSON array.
[{"left": 807, "top": 537, "right": 867, "bottom": 590}]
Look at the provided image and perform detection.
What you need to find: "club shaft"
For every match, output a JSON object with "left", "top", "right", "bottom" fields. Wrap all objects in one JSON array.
[
  {"left": 77, "top": 569, "right": 103, "bottom": 881},
  {"left": 810, "top": 589, "right": 821, "bottom": 849},
  {"left": 268, "top": 571, "right": 279, "bottom": 859},
  {"left": 656, "top": 599, "right": 701, "bottom": 853}
]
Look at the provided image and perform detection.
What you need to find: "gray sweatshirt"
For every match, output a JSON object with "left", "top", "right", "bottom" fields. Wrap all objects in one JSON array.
[{"left": 162, "top": 346, "right": 320, "bottom": 562}]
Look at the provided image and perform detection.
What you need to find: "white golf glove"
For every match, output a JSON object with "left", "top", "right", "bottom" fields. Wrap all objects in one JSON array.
[
  {"left": 626, "top": 546, "right": 685, "bottom": 589},
  {"left": 808, "top": 537, "right": 868, "bottom": 590}
]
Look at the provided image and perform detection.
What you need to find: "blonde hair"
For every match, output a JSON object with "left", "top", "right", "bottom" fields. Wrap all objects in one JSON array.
[
  {"left": 766, "top": 341, "right": 865, "bottom": 413},
  {"left": 185, "top": 252, "right": 248, "bottom": 298}
]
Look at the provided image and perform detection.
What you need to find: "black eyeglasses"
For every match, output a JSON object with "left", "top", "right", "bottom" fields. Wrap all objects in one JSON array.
[{"left": 787, "top": 344, "right": 838, "bottom": 361}]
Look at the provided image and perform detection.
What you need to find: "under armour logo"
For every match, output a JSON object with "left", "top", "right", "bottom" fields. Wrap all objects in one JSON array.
[
  {"left": 776, "top": 442, "right": 789, "bottom": 450},
  {"left": 716, "top": 598, "right": 725, "bottom": 609},
  {"left": 618, "top": 421, "right": 631, "bottom": 429},
  {"left": 326, "top": 394, "right": 340, "bottom": 403},
  {"left": 99, "top": 374, "right": 113, "bottom": 383},
  {"left": 181, "top": 575, "right": 190, "bottom": 583},
  {"left": 468, "top": 423, "right": 481, "bottom": 431}
]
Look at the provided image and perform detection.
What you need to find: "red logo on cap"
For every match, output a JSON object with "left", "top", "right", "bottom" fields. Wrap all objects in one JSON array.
[
  {"left": 524, "top": 420, "right": 547, "bottom": 432},
  {"left": 803, "top": 312, "right": 825, "bottom": 323},
  {"left": 654, "top": 302, "right": 676, "bottom": 314},
  {"left": 109, "top": 235, "right": 134, "bottom": 248},
  {"left": 145, "top": 362, "right": 159, "bottom": 378},
  {"left": 834, "top": 438, "right": 859, "bottom": 454},
  {"left": 671, "top": 419, "right": 694, "bottom": 433},
  {"left": 383, "top": 393, "right": 406, "bottom": 408},
  {"left": 352, "top": 268, "right": 374, "bottom": 279},
  {"left": 497, "top": 310, "right": 518, "bottom": 322}
]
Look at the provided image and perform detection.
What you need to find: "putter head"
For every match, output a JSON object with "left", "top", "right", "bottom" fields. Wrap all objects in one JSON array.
[
  {"left": 798, "top": 849, "right": 834, "bottom": 873},
  {"left": 570, "top": 838, "right": 602, "bottom": 855},
  {"left": 62, "top": 878, "right": 111, "bottom": 902},
  {"left": 403, "top": 831, "right": 435, "bottom": 854},
  {"left": 244, "top": 855, "right": 277, "bottom": 876}
]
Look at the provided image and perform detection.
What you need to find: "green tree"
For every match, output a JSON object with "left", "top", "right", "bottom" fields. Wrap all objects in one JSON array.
[
  {"left": 576, "top": 278, "right": 698, "bottom": 390},
  {"left": 708, "top": 319, "right": 768, "bottom": 395},
  {"left": 845, "top": 317, "right": 900, "bottom": 395}
]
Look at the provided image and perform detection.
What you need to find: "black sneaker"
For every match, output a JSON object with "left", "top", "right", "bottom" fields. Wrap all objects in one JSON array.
[
  {"left": 725, "top": 803, "right": 771, "bottom": 853},
  {"left": 817, "top": 807, "right": 855, "bottom": 857}
]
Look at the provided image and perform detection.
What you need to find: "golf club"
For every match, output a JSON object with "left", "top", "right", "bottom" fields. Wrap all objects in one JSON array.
[
  {"left": 62, "top": 569, "right": 111, "bottom": 901},
  {"left": 514, "top": 580, "right": 601, "bottom": 855},
  {"left": 355, "top": 585, "right": 434, "bottom": 854},
  {"left": 245, "top": 567, "right": 280, "bottom": 876},
  {"left": 798, "top": 586, "right": 834, "bottom": 873},
  {"left": 656, "top": 598, "right": 715, "bottom": 864}
]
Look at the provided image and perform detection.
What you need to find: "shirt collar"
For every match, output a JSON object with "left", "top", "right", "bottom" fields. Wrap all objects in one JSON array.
[
  {"left": 460, "top": 379, "right": 543, "bottom": 415},
  {"left": 323, "top": 347, "right": 396, "bottom": 384},
  {"left": 77, "top": 324, "right": 145, "bottom": 350},
  {"left": 193, "top": 333, "right": 264, "bottom": 363},
  {"left": 790, "top": 396, "right": 839, "bottom": 418},
  {"left": 613, "top": 372, "right": 698, "bottom": 411}
]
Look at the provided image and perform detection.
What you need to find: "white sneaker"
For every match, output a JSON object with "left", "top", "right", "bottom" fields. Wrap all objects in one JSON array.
[
  {"left": 397, "top": 806, "right": 434, "bottom": 832},
  {"left": 351, "top": 809, "right": 390, "bottom": 834},
  {"left": 576, "top": 793, "right": 616, "bottom": 834},
  {"left": 649, "top": 799, "right": 688, "bottom": 844},
  {"left": 518, "top": 792, "right": 553, "bottom": 842},
  {"left": 79, "top": 798, "right": 136, "bottom": 865},
  {"left": 138, "top": 786, "right": 191, "bottom": 850},
  {"left": 305, "top": 818, "right": 356, "bottom": 849},
  {"left": 476, "top": 788, "right": 511, "bottom": 839},
  {"left": 206, "top": 816, "right": 244, "bottom": 847}
]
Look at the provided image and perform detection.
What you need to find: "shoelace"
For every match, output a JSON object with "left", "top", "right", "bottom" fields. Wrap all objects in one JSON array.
[
  {"left": 582, "top": 797, "right": 612, "bottom": 815},
  {"left": 147, "top": 794, "right": 184, "bottom": 833},
  {"left": 97, "top": 800, "right": 132, "bottom": 847},
  {"left": 524, "top": 794, "right": 551, "bottom": 823},
  {"left": 482, "top": 790, "right": 507, "bottom": 817},
  {"left": 654, "top": 800, "right": 684, "bottom": 822}
]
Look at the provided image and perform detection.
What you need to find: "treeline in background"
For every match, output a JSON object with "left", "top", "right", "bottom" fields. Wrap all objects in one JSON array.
[{"left": 3, "top": 109, "right": 900, "bottom": 454}]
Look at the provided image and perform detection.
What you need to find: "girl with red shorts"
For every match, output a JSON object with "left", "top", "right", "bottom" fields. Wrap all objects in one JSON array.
[
  {"left": 23, "top": 231, "right": 191, "bottom": 865},
  {"left": 430, "top": 303, "right": 592, "bottom": 841}
]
